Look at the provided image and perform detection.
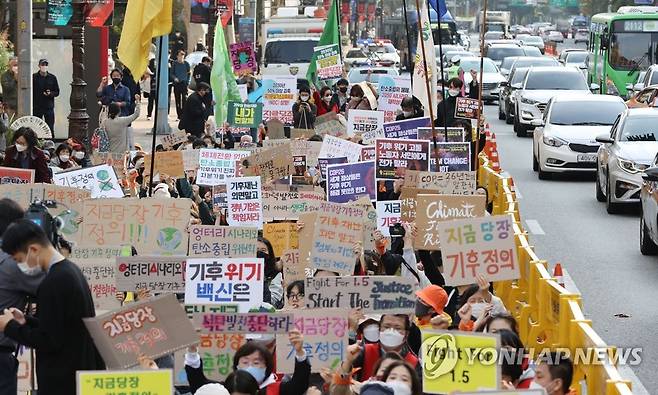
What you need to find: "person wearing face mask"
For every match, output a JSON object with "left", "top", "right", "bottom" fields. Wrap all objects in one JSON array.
[
  {"left": 180, "top": 82, "right": 211, "bottom": 138},
  {"left": 0, "top": 219, "right": 105, "bottom": 395},
  {"left": 292, "top": 86, "right": 317, "bottom": 129},
  {"left": 395, "top": 96, "right": 424, "bottom": 121},
  {"left": 97, "top": 68, "right": 132, "bottom": 117},
  {"left": 0, "top": 57, "right": 18, "bottom": 118},
  {"left": 32, "top": 59, "right": 60, "bottom": 134},
  {"left": 257, "top": 237, "right": 283, "bottom": 308},
  {"left": 455, "top": 274, "right": 507, "bottom": 332},
  {"left": 332, "top": 78, "right": 350, "bottom": 114},
  {"left": 0, "top": 199, "right": 44, "bottom": 395},
  {"left": 49, "top": 143, "right": 80, "bottom": 171},
  {"left": 3, "top": 127, "right": 51, "bottom": 183},
  {"left": 345, "top": 84, "right": 373, "bottom": 118},
  {"left": 433, "top": 76, "right": 479, "bottom": 128},
  {"left": 70, "top": 143, "right": 92, "bottom": 168},
  {"left": 530, "top": 351, "right": 573, "bottom": 395},
  {"left": 313, "top": 86, "right": 340, "bottom": 116}
]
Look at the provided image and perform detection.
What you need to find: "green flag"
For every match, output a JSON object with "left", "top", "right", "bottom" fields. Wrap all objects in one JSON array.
[
  {"left": 211, "top": 23, "right": 242, "bottom": 125},
  {"left": 306, "top": 0, "right": 340, "bottom": 88}
]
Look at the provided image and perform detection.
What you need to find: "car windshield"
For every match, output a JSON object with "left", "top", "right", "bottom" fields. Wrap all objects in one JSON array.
[
  {"left": 346, "top": 50, "right": 366, "bottom": 58},
  {"left": 523, "top": 47, "right": 542, "bottom": 56},
  {"left": 501, "top": 57, "right": 524, "bottom": 70},
  {"left": 485, "top": 32, "right": 504, "bottom": 40},
  {"left": 460, "top": 58, "right": 498, "bottom": 73},
  {"left": 264, "top": 40, "right": 318, "bottom": 63},
  {"left": 566, "top": 52, "right": 588, "bottom": 64},
  {"left": 513, "top": 57, "right": 558, "bottom": 69},
  {"left": 524, "top": 71, "right": 588, "bottom": 90},
  {"left": 511, "top": 68, "right": 529, "bottom": 84},
  {"left": 368, "top": 45, "right": 396, "bottom": 54},
  {"left": 651, "top": 72, "right": 658, "bottom": 86},
  {"left": 348, "top": 69, "right": 398, "bottom": 84},
  {"left": 487, "top": 47, "right": 526, "bottom": 61},
  {"left": 620, "top": 116, "right": 658, "bottom": 142},
  {"left": 609, "top": 21, "right": 658, "bottom": 70},
  {"left": 523, "top": 36, "right": 543, "bottom": 44},
  {"left": 549, "top": 101, "right": 626, "bottom": 125}
]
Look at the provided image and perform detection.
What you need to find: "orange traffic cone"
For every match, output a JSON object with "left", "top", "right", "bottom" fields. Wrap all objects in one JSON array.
[
  {"left": 490, "top": 150, "right": 501, "bottom": 172},
  {"left": 554, "top": 263, "right": 565, "bottom": 288},
  {"left": 488, "top": 133, "right": 498, "bottom": 160},
  {"left": 483, "top": 129, "right": 492, "bottom": 157}
]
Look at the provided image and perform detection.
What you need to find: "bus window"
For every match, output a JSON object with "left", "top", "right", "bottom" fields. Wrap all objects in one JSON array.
[{"left": 609, "top": 22, "right": 658, "bottom": 70}]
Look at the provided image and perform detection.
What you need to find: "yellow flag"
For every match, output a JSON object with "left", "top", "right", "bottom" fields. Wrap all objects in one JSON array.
[{"left": 118, "top": 0, "right": 173, "bottom": 76}]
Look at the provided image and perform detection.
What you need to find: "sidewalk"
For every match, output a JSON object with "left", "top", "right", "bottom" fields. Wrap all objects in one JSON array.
[{"left": 132, "top": 99, "right": 182, "bottom": 150}]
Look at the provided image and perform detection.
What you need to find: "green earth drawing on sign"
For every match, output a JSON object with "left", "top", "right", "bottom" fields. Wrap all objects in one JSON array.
[
  {"left": 57, "top": 209, "right": 79, "bottom": 235},
  {"left": 96, "top": 169, "right": 114, "bottom": 191},
  {"left": 157, "top": 227, "right": 183, "bottom": 251}
]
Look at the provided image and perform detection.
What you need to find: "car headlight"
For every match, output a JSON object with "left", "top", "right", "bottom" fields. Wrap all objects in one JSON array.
[
  {"left": 543, "top": 135, "right": 568, "bottom": 147},
  {"left": 618, "top": 158, "right": 649, "bottom": 174},
  {"left": 521, "top": 97, "right": 538, "bottom": 105}
]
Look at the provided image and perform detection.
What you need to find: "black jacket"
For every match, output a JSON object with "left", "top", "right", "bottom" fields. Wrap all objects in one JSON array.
[
  {"left": 4, "top": 259, "right": 105, "bottom": 395},
  {"left": 434, "top": 81, "right": 479, "bottom": 127},
  {"left": 193, "top": 63, "right": 211, "bottom": 85},
  {"left": 179, "top": 92, "right": 208, "bottom": 137},
  {"left": 32, "top": 72, "right": 60, "bottom": 111},
  {"left": 292, "top": 102, "right": 317, "bottom": 129}
]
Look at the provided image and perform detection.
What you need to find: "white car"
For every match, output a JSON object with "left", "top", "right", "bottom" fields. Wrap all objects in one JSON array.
[
  {"left": 367, "top": 43, "right": 401, "bottom": 69},
  {"left": 484, "top": 44, "right": 526, "bottom": 67},
  {"left": 518, "top": 35, "right": 545, "bottom": 54},
  {"left": 458, "top": 57, "right": 506, "bottom": 102},
  {"left": 574, "top": 29, "right": 589, "bottom": 44},
  {"left": 261, "top": 37, "right": 319, "bottom": 80},
  {"left": 347, "top": 67, "right": 400, "bottom": 90},
  {"left": 596, "top": 109, "right": 658, "bottom": 213},
  {"left": 345, "top": 48, "right": 371, "bottom": 70},
  {"left": 547, "top": 31, "right": 564, "bottom": 43},
  {"left": 532, "top": 94, "right": 627, "bottom": 179}
]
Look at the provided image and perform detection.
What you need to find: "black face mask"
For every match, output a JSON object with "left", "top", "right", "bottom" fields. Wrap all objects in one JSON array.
[
  {"left": 339, "top": 86, "right": 348, "bottom": 93},
  {"left": 415, "top": 300, "right": 434, "bottom": 318},
  {"left": 112, "top": 77, "right": 121, "bottom": 85}
]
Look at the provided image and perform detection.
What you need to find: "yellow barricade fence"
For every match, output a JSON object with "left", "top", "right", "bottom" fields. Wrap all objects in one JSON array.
[{"left": 479, "top": 154, "right": 635, "bottom": 395}]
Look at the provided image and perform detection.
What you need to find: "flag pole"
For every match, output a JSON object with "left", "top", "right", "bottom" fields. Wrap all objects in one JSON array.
[
  {"left": 414, "top": 0, "right": 438, "bottom": 163},
  {"left": 475, "top": 0, "right": 488, "bottom": 173},
  {"left": 431, "top": 0, "right": 448, "bottom": 142},
  {"left": 401, "top": 0, "right": 413, "bottom": 78},
  {"left": 148, "top": 35, "right": 165, "bottom": 197},
  {"left": 334, "top": 0, "right": 343, "bottom": 62}
]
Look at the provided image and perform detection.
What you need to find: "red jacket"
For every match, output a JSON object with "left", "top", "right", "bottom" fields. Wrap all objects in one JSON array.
[
  {"left": 313, "top": 91, "right": 340, "bottom": 116},
  {"left": 3, "top": 145, "right": 51, "bottom": 183}
]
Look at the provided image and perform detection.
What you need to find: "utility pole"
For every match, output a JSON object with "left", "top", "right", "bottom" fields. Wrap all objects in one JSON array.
[
  {"left": 16, "top": 0, "right": 32, "bottom": 117},
  {"left": 69, "top": 0, "right": 90, "bottom": 143}
]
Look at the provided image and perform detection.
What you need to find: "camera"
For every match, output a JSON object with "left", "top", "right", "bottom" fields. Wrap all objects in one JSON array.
[{"left": 24, "top": 199, "right": 69, "bottom": 251}]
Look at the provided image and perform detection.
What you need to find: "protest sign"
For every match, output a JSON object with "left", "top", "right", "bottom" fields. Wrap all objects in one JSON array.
[
  {"left": 290, "top": 140, "right": 323, "bottom": 168},
  {"left": 326, "top": 161, "right": 376, "bottom": 203},
  {"left": 174, "top": 334, "right": 246, "bottom": 384},
  {"left": 383, "top": 117, "right": 432, "bottom": 139},
  {"left": 291, "top": 155, "right": 310, "bottom": 185},
  {"left": 71, "top": 245, "right": 124, "bottom": 261},
  {"left": 399, "top": 187, "right": 440, "bottom": 224},
  {"left": 227, "top": 102, "right": 263, "bottom": 128},
  {"left": 455, "top": 97, "right": 481, "bottom": 120},
  {"left": 190, "top": 312, "right": 294, "bottom": 334},
  {"left": 310, "top": 202, "right": 365, "bottom": 275},
  {"left": 298, "top": 212, "right": 317, "bottom": 266},
  {"left": 413, "top": 194, "right": 487, "bottom": 250},
  {"left": 182, "top": 149, "right": 200, "bottom": 171},
  {"left": 262, "top": 76, "right": 296, "bottom": 125},
  {"left": 421, "top": 330, "right": 500, "bottom": 394},
  {"left": 184, "top": 258, "right": 264, "bottom": 311},
  {"left": 430, "top": 142, "right": 471, "bottom": 172},
  {"left": 281, "top": 249, "right": 309, "bottom": 289},
  {"left": 377, "top": 75, "right": 412, "bottom": 122},
  {"left": 318, "top": 157, "right": 347, "bottom": 179},
  {"left": 84, "top": 294, "right": 198, "bottom": 369},
  {"left": 80, "top": 198, "right": 192, "bottom": 255},
  {"left": 229, "top": 41, "right": 257, "bottom": 74},
  {"left": 418, "top": 127, "right": 466, "bottom": 142},
  {"left": 347, "top": 109, "right": 384, "bottom": 144},
  {"left": 305, "top": 276, "right": 416, "bottom": 313},
  {"left": 188, "top": 225, "right": 258, "bottom": 258},
  {"left": 457, "top": 392, "right": 546, "bottom": 395},
  {"left": 143, "top": 151, "right": 185, "bottom": 178},
  {"left": 319, "top": 135, "right": 363, "bottom": 163},
  {"left": 212, "top": 184, "right": 228, "bottom": 210},
  {"left": 360, "top": 145, "right": 376, "bottom": 161},
  {"left": 91, "top": 152, "right": 127, "bottom": 182},
  {"left": 315, "top": 44, "right": 342, "bottom": 79},
  {"left": 436, "top": 214, "right": 519, "bottom": 286},
  {"left": 0, "top": 166, "right": 34, "bottom": 184},
  {"left": 53, "top": 164, "right": 123, "bottom": 198},
  {"left": 266, "top": 118, "right": 285, "bottom": 139},
  {"left": 375, "top": 138, "right": 430, "bottom": 179},
  {"left": 359, "top": 198, "right": 378, "bottom": 250},
  {"left": 226, "top": 176, "right": 262, "bottom": 229},
  {"left": 264, "top": 222, "right": 299, "bottom": 257},
  {"left": 275, "top": 309, "right": 348, "bottom": 373},
  {"left": 184, "top": 304, "right": 240, "bottom": 323},
  {"left": 376, "top": 200, "right": 401, "bottom": 236},
  {"left": 77, "top": 369, "right": 172, "bottom": 395},
  {"left": 314, "top": 111, "right": 347, "bottom": 137},
  {"left": 115, "top": 256, "right": 186, "bottom": 292},
  {"left": 290, "top": 128, "right": 315, "bottom": 139},
  {"left": 242, "top": 143, "right": 292, "bottom": 183},
  {"left": 161, "top": 130, "right": 188, "bottom": 149},
  {"left": 197, "top": 149, "right": 250, "bottom": 186},
  {"left": 262, "top": 190, "right": 325, "bottom": 220},
  {"left": 405, "top": 171, "right": 477, "bottom": 195},
  {"left": 76, "top": 259, "right": 120, "bottom": 313}
]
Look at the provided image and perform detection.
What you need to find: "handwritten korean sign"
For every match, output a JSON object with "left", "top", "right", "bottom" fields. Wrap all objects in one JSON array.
[
  {"left": 161, "top": 130, "right": 188, "bottom": 149},
  {"left": 310, "top": 202, "right": 365, "bottom": 274},
  {"left": 314, "top": 112, "right": 347, "bottom": 138},
  {"left": 77, "top": 369, "right": 172, "bottom": 395},
  {"left": 319, "top": 135, "right": 363, "bottom": 163},
  {"left": 405, "top": 171, "right": 476, "bottom": 195},
  {"left": 347, "top": 109, "right": 384, "bottom": 144},
  {"left": 262, "top": 190, "right": 325, "bottom": 220},
  {"left": 188, "top": 225, "right": 258, "bottom": 258},
  {"left": 376, "top": 200, "right": 401, "bottom": 236},
  {"left": 263, "top": 223, "right": 299, "bottom": 257},
  {"left": 115, "top": 256, "right": 186, "bottom": 292},
  {"left": 53, "top": 164, "right": 123, "bottom": 198},
  {"left": 174, "top": 334, "right": 245, "bottom": 384},
  {"left": 191, "top": 312, "right": 294, "bottom": 334},
  {"left": 242, "top": 143, "right": 292, "bottom": 183},
  {"left": 226, "top": 176, "right": 262, "bottom": 229},
  {"left": 76, "top": 259, "right": 121, "bottom": 313}
]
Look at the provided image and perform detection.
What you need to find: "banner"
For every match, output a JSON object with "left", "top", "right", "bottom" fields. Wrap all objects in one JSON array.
[
  {"left": 47, "top": 0, "right": 74, "bottom": 26},
  {"left": 455, "top": 97, "right": 481, "bottom": 120},
  {"left": 375, "top": 138, "right": 430, "bottom": 179},
  {"left": 161, "top": 130, "right": 188, "bottom": 150},
  {"left": 376, "top": 200, "right": 401, "bottom": 236},
  {"left": 314, "top": 112, "right": 347, "bottom": 137},
  {"left": 418, "top": 127, "right": 466, "bottom": 142},
  {"left": 188, "top": 225, "right": 258, "bottom": 258},
  {"left": 83, "top": 294, "right": 198, "bottom": 369},
  {"left": 315, "top": 44, "right": 343, "bottom": 80},
  {"left": 360, "top": 145, "right": 376, "bottom": 161},
  {"left": 115, "top": 256, "right": 186, "bottom": 292},
  {"left": 262, "top": 190, "right": 325, "bottom": 220},
  {"left": 421, "top": 330, "right": 500, "bottom": 394},
  {"left": 377, "top": 75, "right": 412, "bottom": 122},
  {"left": 77, "top": 369, "right": 172, "bottom": 395},
  {"left": 319, "top": 135, "right": 363, "bottom": 163},
  {"left": 76, "top": 259, "right": 120, "bottom": 313},
  {"left": 430, "top": 142, "right": 471, "bottom": 172},
  {"left": 383, "top": 117, "right": 432, "bottom": 139},
  {"left": 263, "top": 223, "right": 299, "bottom": 257},
  {"left": 229, "top": 41, "right": 258, "bottom": 75},
  {"left": 275, "top": 309, "right": 348, "bottom": 373},
  {"left": 0, "top": 166, "right": 34, "bottom": 184},
  {"left": 226, "top": 176, "right": 262, "bottom": 229},
  {"left": 347, "top": 109, "right": 384, "bottom": 144},
  {"left": 53, "top": 164, "right": 123, "bottom": 198},
  {"left": 143, "top": 151, "right": 185, "bottom": 178},
  {"left": 436, "top": 215, "right": 519, "bottom": 286},
  {"left": 191, "top": 312, "right": 294, "bottom": 334},
  {"left": 310, "top": 202, "right": 365, "bottom": 274},
  {"left": 326, "top": 161, "right": 376, "bottom": 203},
  {"left": 174, "top": 333, "right": 246, "bottom": 384},
  {"left": 405, "top": 171, "right": 476, "bottom": 195},
  {"left": 197, "top": 149, "right": 250, "bottom": 186},
  {"left": 242, "top": 143, "right": 292, "bottom": 183},
  {"left": 262, "top": 76, "right": 296, "bottom": 125},
  {"left": 83, "top": 0, "right": 115, "bottom": 27},
  {"left": 227, "top": 102, "right": 263, "bottom": 128},
  {"left": 80, "top": 198, "right": 192, "bottom": 255},
  {"left": 305, "top": 276, "right": 416, "bottom": 313},
  {"left": 183, "top": 149, "right": 200, "bottom": 171},
  {"left": 413, "top": 194, "right": 487, "bottom": 250},
  {"left": 318, "top": 157, "right": 348, "bottom": 179}
]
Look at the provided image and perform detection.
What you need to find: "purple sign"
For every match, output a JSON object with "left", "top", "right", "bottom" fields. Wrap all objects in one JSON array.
[
  {"left": 383, "top": 117, "right": 432, "bottom": 139},
  {"left": 326, "top": 161, "right": 377, "bottom": 203},
  {"left": 318, "top": 157, "right": 347, "bottom": 178}
]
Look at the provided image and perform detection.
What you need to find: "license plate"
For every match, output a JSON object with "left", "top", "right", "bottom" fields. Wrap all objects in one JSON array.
[{"left": 577, "top": 154, "right": 597, "bottom": 163}]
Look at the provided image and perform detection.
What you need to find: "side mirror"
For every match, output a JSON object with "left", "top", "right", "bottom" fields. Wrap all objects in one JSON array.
[
  {"left": 531, "top": 119, "right": 544, "bottom": 127},
  {"left": 579, "top": 64, "right": 588, "bottom": 70},
  {"left": 634, "top": 83, "right": 644, "bottom": 92},
  {"left": 590, "top": 83, "right": 600, "bottom": 93},
  {"left": 595, "top": 134, "right": 614, "bottom": 144},
  {"left": 642, "top": 167, "right": 658, "bottom": 182},
  {"left": 500, "top": 81, "right": 508, "bottom": 87},
  {"left": 559, "top": 59, "right": 565, "bottom": 64},
  {"left": 626, "top": 83, "right": 634, "bottom": 91},
  {"left": 511, "top": 83, "right": 522, "bottom": 89}
]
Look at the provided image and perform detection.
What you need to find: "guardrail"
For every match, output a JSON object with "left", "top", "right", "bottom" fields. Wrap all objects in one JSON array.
[{"left": 477, "top": 152, "right": 635, "bottom": 395}]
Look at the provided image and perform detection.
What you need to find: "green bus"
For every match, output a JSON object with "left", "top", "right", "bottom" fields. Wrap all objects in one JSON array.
[{"left": 588, "top": 6, "right": 658, "bottom": 97}]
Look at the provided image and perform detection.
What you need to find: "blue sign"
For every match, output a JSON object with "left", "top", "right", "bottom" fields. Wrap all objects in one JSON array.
[
  {"left": 326, "top": 161, "right": 377, "bottom": 203},
  {"left": 383, "top": 117, "right": 432, "bottom": 139},
  {"left": 47, "top": 0, "right": 73, "bottom": 26}
]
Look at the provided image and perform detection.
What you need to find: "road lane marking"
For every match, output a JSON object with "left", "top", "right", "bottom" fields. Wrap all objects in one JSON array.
[
  {"left": 617, "top": 365, "right": 650, "bottom": 395},
  {"left": 525, "top": 219, "right": 545, "bottom": 235},
  {"left": 514, "top": 185, "right": 523, "bottom": 199}
]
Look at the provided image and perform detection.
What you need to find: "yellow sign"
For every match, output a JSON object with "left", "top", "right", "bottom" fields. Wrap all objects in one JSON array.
[
  {"left": 263, "top": 222, "right": 299, "bottom": 257},
  {"left": 421, "top": 330, "right": 500, "bottom": 394},
  {"left": 77, "top": 369, "right": 172, "bottom": 395}
]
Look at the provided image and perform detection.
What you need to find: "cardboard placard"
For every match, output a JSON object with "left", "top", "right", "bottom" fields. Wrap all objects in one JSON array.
[
  {"left": 76, "top": 259, "right": 121, "bottom": 313},
  {"left": 310, "top": 202, "right": 365, "bottom": 274},
  {"left": 173, "top": 334, "right": 246, "bottom": 385},
  {"left": 377, "top": 75, "right": 412, "bottom": 122},
  {"left": 436, "top": 215, "right": 519, "bottom": 286},
  {"left": 298, "top": 212, "right": 317, "bottom": 267},
  {"left": 184, "top": 258, "right": 264, "bottom": 311},
  {"left": 383, "top": 117, "right": 432, "bottom": 139},
  {"left": 413, "top": 194, "right": 487, "bottom": 250},
  {"left": 326, "top": 161, "right": 377, "bottom": 203},
  {"left": 115, "top": 256, "right": 186, "bottom": 292},
  {"left": 229, "top": 41, "right": 258, "bottom": 74},
  {"left": 53, "top": 164, "right": 123, "bottom": 198},
  {"left": 161, "top": 130, "right": 188, "bottom": 149},
  {"left": 188, "top": 225, "right": 258, "bottom": 258},
  {"left": 430, "top": 142, "right": 471, "bottom": 172},
  {"left": 315, "top": 44, "right": 343, "bottom": 80},
  {"left": 290, "top": 140, "right": 323, "bottom": 169},
  {"left": 190, "top": 312, "right": 294, "bottom": 334},
  {"left": 80, "top": 198, "right": 192, "bottom": 255},
  {"left": 83, "top": 294, "right": 198, "bottom": 369},
  {"left": 275, "top": 309, "right": 348, "bottom": 373},
  {"left": 242, "top": 143, "right": 292, "bottom": 183},
  {"left": 197, "top": 149, "right": 250, "bottom": 186},
  {"left": 421, "top": 330, "right": 500, "bottom": 394},
  {"left": 0, "top": 166, "right": 34, "bottom": 184},
  {"left": 347, "top": 109, "right": 385, "bottom": 144},
  {"left": 455, "top": 97, "right": 481, "bottom": 120},
  {"left": 405, "top": 171, "right": 476, "bottom": 195},
  {"left": 418, "top": 127, "right": 466, "bottom": 142},
  {"left": 226, "top": 176, "right": 262, "bottom": 229},
  {"left": 263, "top": 222, "right": 299, "bottom": 257},
  {"left": 227, "top": 102, "right": 263, "bottom": 128},
  {"left": 291, "top": 128, "right": 315, "bottom": 139},
  {"left": 182, "top": 149, "right": 200, "bottom": 171},
  {"left": 143, "top": 151, "right": 185, "bottom": 178},
  {"left": 375, "top": 138, "right": 430, "bottom": 179},
  {"left": 319, "top": 135, "right": 363, "bottom": 163},
  {"left": 77, "top": 369, "right": 172, "bottom": 395},
  {"left": 70, "top": 246, "right": 124, "bottom": 261},
  {"left": 314, "top": 112, "right": 347, "bottom": 138},
  {"left": 399, "top": 187, "right": 440, "bottom": 224},
  {"left": 281, "top": 249, "right": 308, "bottom": 289},
  {"left": 262, "top": 190, "right": 325, "bottom": 220},
  {"left": 305, "top": 276, "right": 417, "bottom": 313},
  {"left": 262, "top": 76, "right": 296, "bottom": 125},
  {"left": 91, "top": 152, "right": 127, "bottom": 181},
  {"left": 376, "top": 200, "right": 402, "bottom": 236}
]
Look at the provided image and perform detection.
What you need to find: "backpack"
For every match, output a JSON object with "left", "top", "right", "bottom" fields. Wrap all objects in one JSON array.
[{"left": 91, "top": 122, "right": 110, "bottom": 153}]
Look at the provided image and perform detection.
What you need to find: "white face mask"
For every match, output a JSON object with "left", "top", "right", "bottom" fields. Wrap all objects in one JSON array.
[
  {"left": 323, "top": 96, "right": 332, "bottom": 103},
  {"left": 363, "top": 324, "right": 380, "bottom": 342},
  {"left": 448, "top": 89, "right": 460, "bottom": 97},
  {"left": 529, "top": 381, "right": 544, "bottom": 390},
  {"left": 16, "top": 250, "right": 43, "bottom": 276},
  {"left": 470, "top": 302, "right": 488, "bottom": 319},
  {"left": 59, "top": 154, "right": 70, "bottom": 162},
  {"left": 300, "top": 95, "right": 310, "bottom": 102},
  {"left": 386, "top": 380, "right": 412, "bottom": 395},
  {"left": 15, "top": 143, "right": 27, "bottom": 152},
  {"left": 402, "top": 110, "right": 413, "bottom": 117},
  {"left": 379, "top": 328, "right": 404, "bottom": 348},
  {"left": 73, "top": 151, "right": 85, "bottom": 160}
]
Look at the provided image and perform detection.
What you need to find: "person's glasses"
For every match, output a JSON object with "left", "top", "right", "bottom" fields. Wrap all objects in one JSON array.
[
  {"left": 324, "top": 95, "right": 332, "bottom": 99},
  {"left": 287, "top": 293, "right": 304, "bottom": 301}
]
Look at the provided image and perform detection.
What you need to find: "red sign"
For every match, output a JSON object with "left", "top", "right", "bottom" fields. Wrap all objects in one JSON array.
[
  {"left": 83, "top": 0, "right": 114, "bottom": 27},
  {"left": 0, "top": 166, "right": 35, "bottom": 185}
]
